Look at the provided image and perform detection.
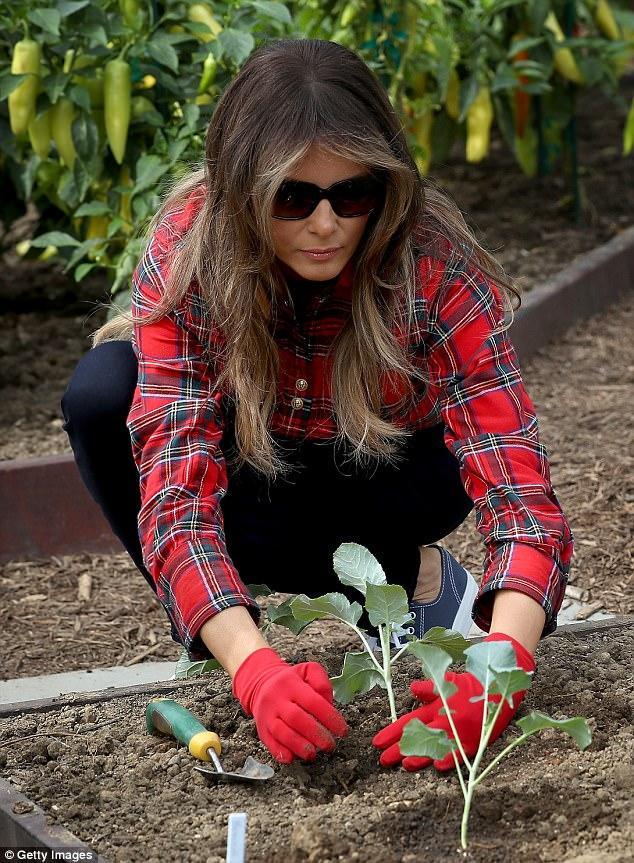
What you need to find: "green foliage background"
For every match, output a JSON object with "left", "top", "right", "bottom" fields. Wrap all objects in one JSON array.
[{"left": 1, "top": 0, "right": 632, "bottom": 310}]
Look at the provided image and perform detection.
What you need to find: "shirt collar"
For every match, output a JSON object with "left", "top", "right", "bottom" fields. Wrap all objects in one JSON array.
[{"left": 277, "top": 256, "right": 354, "bottom": 307}]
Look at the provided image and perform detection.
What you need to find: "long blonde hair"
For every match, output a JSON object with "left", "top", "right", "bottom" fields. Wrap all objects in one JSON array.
[{"left": 91, "top": 38, "right": 521, "bottom": 480}]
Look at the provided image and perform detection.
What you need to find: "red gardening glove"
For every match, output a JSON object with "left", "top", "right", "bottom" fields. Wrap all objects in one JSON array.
[
  {"left": 372, "top": 633, "right": 536, "bottom": 772},
  {"left": 232, "top": 647, "right": 348, "bottom": 764}
]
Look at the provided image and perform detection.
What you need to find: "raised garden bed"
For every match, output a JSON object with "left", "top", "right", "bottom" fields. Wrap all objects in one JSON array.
[{"left": 1, "top": 619, "right": 632, "bottom": 862}]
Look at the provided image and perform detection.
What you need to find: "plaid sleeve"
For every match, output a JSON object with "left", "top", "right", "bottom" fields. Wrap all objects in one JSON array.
[
  {"left": 423, "top": 256, "right": 574, "bottom": 637},
  {"left": 126, "top": 227, "right": 260, "bottom": 661}
]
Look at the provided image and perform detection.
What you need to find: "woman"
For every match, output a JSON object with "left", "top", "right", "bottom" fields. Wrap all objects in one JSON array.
[{"left": 61, "top": 39, "right": 573, "bottom": 769}]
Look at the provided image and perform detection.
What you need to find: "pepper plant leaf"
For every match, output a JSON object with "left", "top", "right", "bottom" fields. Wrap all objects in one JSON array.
[
  {"left": 290, "top": 592, "right": 363, "bottom": 627},
  {"left": 416, "top": 626, "right": 470, "bottom": 662},
  {"left": 174, "top": 648, "right": 221, "bottom": 678},
  {"left": 488, "top": 668, "right": 534, "bottom": 706},
  {"left": 406, "top": 643, "right": 458, "bottom": 701},
  {"left": 246, "top": 583, "right": 272, "bottom": 599},
  {"left": 331, "top": 651, "right": 385, "bottom": 704},
  {"left": 515, "top": 711, "right": 593, "bottom": 750},
  {"left": 365, "top": 583, "right": 410, "bottom": 630},
  {"left": 399, "top": 718, "right": 455, "bottom": 760},
  {"left": 464, "top": 640, "right": 519, "bottom": 693},
  {"left": 332, "top": 542, "right": 387, "bottom": 597},
  {"left": 266, "top": 597, "right": 310, "bottom": 635}
]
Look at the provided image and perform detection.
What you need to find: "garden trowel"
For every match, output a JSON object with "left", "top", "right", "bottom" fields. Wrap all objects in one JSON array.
[{"left": 146, "top": 697, "right": 274, "bottom": 783}]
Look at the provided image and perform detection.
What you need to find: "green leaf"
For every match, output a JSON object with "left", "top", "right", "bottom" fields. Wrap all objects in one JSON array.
[
  {"left": 332, "top": 542, "right": 386, "bottom": 597},
  {"left": 174, "top": 648, "right": 221, "bottom": 679},
  {"left": 30, "top": 231, "right": 81, "bottom": 248},
  {"left": 182, "top": 103, "right": 200, "bottom": 132},
  {"left": 146, "top": 38, "right": 179, "bottom": 73},
  {"left": 106, "top": 215, "right": 126, "bottom": 238},
  {"left": 0, "top": 73, "right": 28, "bottom": 101},
  {"left": 399, "top": 718, "right": 455, "bottom": 760},
  {"left": 74, "top": 262, "right": 97, "bottom": 281},
  {"left": 218, "top": 29, "right": 255, "bottom": 67},
  {"left": 266, "top": 597, "right": 310, "bottom": 635},
  {"left": 290, "top": 592, "right": 363, "bottom": 627},
  {"left": 58, "top": 0, "right": 90, "bottom": 15},
  {"left": 331, "top": 651, "right": 385, "bottom": 704},
  {"left": 42, "top": 73, "right": 71, "bottom": 105},
  {"left": 28, "top": 8, "right": 62, "bottom": 36},
  {"left": 72, "top": 114, "right": 100, "bottom": 167},
  {"left": 405, "top": 643, "right": 457, "bottom": 702},
  {"left": 83, "top": 23, "right": 108, "bottom": 46},
  {"left": 457, "top": 73, "right": 479, "bottom": 124},
  {"left": 488, "top": 668, "right": 534, "bottom": 706},
  {"left": 507, "top": 36, "right": 547, "bottom": 58},
  {"left": 416, "top": 627, "right": 469, "bottom": 663},
  {"left": 464, "top": 641, "right": 518, "bottom": 692},
  {"left": 68, "top": 84, "right": 92, "bottom": 113},
  {"left": 248, "top": 1, "right": 293, "bottom": 25},
  {"left": 134, "top": 154, "right": 170, "bottom": 195},
  {"left": 365, "top": 583, "right": 410, "bottom": 630},
  {"left": 516, "top": 711, "right": 592, "bottom": 751},
  {"left": 74, "top": 200, "right": 111, "bottom": 217},
  {"left": 246, "top": 583, "right": 272, "bottom": 599},
  {"left": 71, "top": 157, "right": 91, "bottom": 202},
  {"left": 63, "top": 237, "right": 104, "bottom": 272}
]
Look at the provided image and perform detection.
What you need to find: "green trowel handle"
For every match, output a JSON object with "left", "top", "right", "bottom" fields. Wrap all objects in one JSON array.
[{"left": 145, "top": 697, "right": 222, "bottom": 762}]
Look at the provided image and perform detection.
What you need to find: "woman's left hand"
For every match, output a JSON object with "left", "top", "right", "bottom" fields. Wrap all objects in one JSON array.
[{"left": 372, "top": 633, "right": 536, "bottom": 772}]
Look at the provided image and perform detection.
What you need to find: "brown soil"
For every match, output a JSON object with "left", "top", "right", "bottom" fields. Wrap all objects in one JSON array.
[
  {"left": 1, "top": 78, "right": 632, "bottom": 678},
  {"left": 1, "top": 623, "right": 632, "bottom": 862}
]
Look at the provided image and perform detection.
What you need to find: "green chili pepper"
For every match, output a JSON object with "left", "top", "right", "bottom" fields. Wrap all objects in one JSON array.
[
  {"left": 119, "top": 0, "right": 148, "bottom": 30},
  {"left": 8, "top": 39, "right": 41, "bottom": 135},
  {"left": 104, "top": 59, "right": 131, "bottom": 164},
  {"left": 197, "top": 52, "right": 217, "bottom": 94},
  {"left": 73, "top": 56, "right": 104, "bottom": 108},
  {"left": 466, "top": 86, "right": 493, "bottom": 163},
  {"left": 50, "top": 98, "right": 77, "bottom": 168},
  {"left": 340, "top": 1, "right": 360, "bottom": 28},
  {"left": 28, "top": 108, "right": 51, "bottom": 158},
  {"left": 623, "top": 97, "right": 634, "bottom": 156},
  {"left": 188, "top": 3, "right": 223, "bottom": 42},
  {"left": 131, "top": 94, "right": 155, "bottom": 120}
]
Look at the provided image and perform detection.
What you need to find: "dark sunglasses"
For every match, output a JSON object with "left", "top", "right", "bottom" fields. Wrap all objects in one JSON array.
[{"left": 272, "top": 174, "right": 385, "bottom": 220}]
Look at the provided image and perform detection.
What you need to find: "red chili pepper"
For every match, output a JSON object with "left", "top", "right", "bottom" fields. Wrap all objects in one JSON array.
[{"left": 512, "top": 39, "right": 531, "bottom": 138}]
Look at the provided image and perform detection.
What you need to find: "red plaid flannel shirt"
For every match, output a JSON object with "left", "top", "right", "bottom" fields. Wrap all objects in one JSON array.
[{"left": 127, "top": 186, "right": 574, "bottom": 659}]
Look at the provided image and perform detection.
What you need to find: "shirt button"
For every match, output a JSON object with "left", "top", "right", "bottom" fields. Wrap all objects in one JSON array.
[
  {"left": 296, "top": 379, "right": 308, "bottom": 391},
  {"left": 291, "top": 397, "right": 304, "bottom": 410}
]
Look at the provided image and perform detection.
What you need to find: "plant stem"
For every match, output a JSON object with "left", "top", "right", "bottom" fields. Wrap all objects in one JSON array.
[
  {"left": 460, "top": 690, "right": 506, "bottom": 849},
  {"left": 473, "top": 731, "right": 532, "bottom": 788},
  {"left": 436, "top": 688, "right": 472, "bottom": 772},
  {"left": 390, "top": 643, "right": 410, "bottom": 665},
  {"left": 350, "top": 625, "right": 385, "bottom": 675},
  {"left": 379, "top": 624, "right": 397, "bottom": 723}
]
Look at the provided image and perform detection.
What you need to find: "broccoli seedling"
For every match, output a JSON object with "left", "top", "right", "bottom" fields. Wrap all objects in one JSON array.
[
  {"left": 398, "top": 639, "right": 592, "bottom": 849},
  {"left": 265, "top": 542, "right": 469, "bottom": 723}
]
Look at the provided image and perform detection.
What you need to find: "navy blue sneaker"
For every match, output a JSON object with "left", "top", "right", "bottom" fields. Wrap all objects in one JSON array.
[
  {"left": 366, "top": 545, "right": 478, "bottom": 651},
  {"left": 408, "top": 544, "right": 479, "bottom": 639}
]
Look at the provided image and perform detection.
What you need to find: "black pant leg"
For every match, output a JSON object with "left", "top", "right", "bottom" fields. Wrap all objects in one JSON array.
[{"left": 61, "top": 340, "right": 150, "bottom": 579}]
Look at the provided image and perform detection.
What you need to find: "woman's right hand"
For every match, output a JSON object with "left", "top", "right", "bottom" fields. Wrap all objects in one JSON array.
[{"left": 232, "top": 647, "right": 348, "bottom": 763}]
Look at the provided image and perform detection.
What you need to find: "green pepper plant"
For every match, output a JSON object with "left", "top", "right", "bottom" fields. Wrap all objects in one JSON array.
[
  {"left": 399, "top": 638, "right": 592, "bottom": 850},
  {"left": 265, "top": 542, "right": 469, "bottom": 724},
  {"left": 263, "top": 540, "right": 592, "bottom": 851}
]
